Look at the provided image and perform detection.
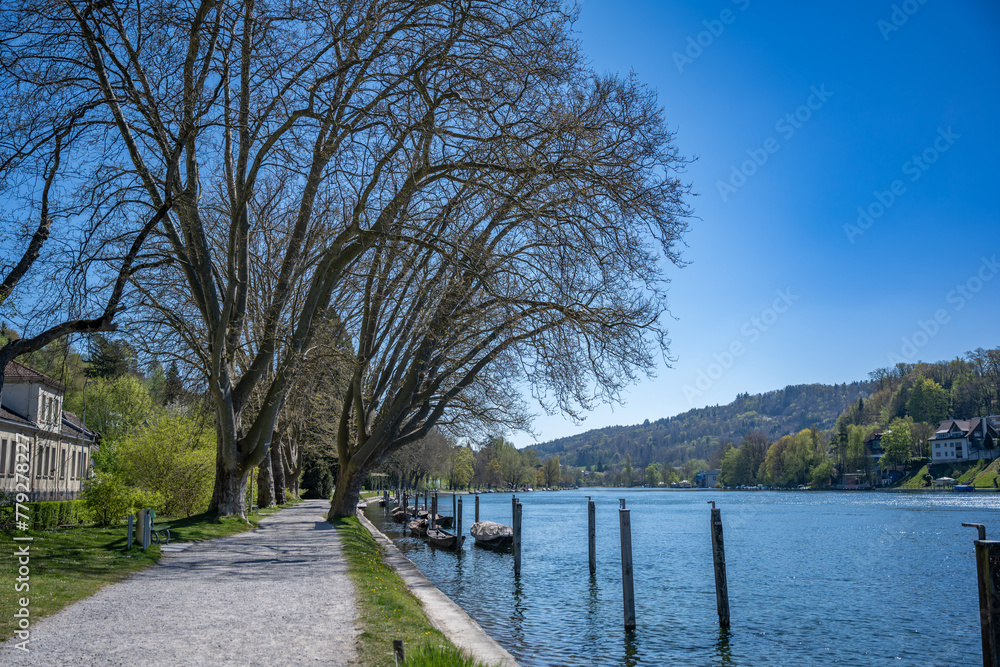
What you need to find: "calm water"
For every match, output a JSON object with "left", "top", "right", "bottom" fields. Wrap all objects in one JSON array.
[{"left": 365, "top": 489, "right": 998, "bottom": 666}]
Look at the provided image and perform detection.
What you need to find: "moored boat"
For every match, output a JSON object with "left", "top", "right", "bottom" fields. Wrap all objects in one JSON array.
[
  {"left": 470, "top": 520, "right": 514, "bottom": 551},
  {"left": 954, "top": 484, "right": 975, "bottom": 492},
  {"left": 408, "top": 518, "right": 429, "bottom": 537},
  {"left": 427, "top": 527, "right": 464, "bottom": 550}
]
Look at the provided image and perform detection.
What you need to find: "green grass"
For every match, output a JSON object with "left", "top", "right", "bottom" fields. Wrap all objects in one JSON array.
[
  {"left": 333, "top": 516, "right": 497, "bottom": 667},
  {"left": 0, "top": 498, "right": 301, "bottom": 642},
  {"left": 898, "top": 464, "right": 931, "bottom": 488}
]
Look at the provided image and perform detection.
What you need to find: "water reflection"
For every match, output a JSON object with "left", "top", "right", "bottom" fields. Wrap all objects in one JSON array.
[
  {"left": 714, "top": 628, "right": 733, "bottom": 666},
  {"left": 623, "top": 629, "right": 640, "bottom": 667}
]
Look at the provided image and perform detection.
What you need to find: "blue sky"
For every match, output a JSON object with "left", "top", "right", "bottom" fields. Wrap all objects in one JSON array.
[{"left": 510, "top": 0, "right": 1000, "bottom": 447}]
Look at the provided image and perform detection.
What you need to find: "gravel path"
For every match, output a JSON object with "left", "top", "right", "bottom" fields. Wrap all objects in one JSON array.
[{"left": 2, "top": 500, "right": 358, "bottom": 666}]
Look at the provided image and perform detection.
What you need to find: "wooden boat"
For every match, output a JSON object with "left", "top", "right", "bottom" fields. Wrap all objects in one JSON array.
[
  {"left": 955, "top": 484, "right": 976, "bottom": 492},
  {"left": 427, "top": 527, "right": 464, "bottom": 550},
  {"left": 470, "top": 520, "right": 514, "bottom": 551},
  {"left": 392, "top": 508, "right": 408, "bottom": 523},
  {"left": 408, "top": 518, "right": 429, "bottom": 537},
  {"left": 415, "top": 510, "right": 452, "bottom": 528}
]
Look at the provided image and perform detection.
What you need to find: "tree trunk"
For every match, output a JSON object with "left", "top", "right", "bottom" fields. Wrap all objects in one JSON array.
[
  {"left": 210, "top": 459, "right": 249, "bottom": 519},
  {"left": 257, "top": 448, "right": 276, "bottom": 508},
  {"left": 272, "top": 435, "right": 287, "bottom": 505},
  {"left": 328, "top": 462, "right": 366, "bottom": 519}
]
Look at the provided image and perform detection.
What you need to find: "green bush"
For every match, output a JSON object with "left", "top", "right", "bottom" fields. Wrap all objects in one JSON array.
[
  {"left": 117, "top": 414, "right": 215, "bottom": 517},
  {"left": 82, "top": 472, "right": 164, "bottom": 526}
]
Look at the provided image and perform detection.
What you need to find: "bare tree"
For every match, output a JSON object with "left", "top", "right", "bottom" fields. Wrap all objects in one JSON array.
[
  {"left": 4, "top": 1, "right": 690, "bottom": 519},
  {"left": 324, "top": 67, "right": 691, "bottom": 514}
]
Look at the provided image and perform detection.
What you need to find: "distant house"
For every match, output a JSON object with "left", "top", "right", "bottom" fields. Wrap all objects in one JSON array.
[
  {"left": 930, "top": 419, "right": 998, "bottom": 463},
  {"left": 864, "top": 429, "right": 886, "bottom": 462},
  {"left": 696, "top": 469, "right": 720, "bottom": 488},
  {"left": 0, "top": 361, "right": 98, "bottom": 501}
]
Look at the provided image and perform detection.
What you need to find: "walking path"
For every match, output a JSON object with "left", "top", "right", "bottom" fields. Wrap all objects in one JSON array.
[{"left": 2, "top": 500, "right": 358, "bottom": 666}]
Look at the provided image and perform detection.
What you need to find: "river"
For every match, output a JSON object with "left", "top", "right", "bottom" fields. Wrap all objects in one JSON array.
[{"left": 364, "top": 488, "right": 997, "bottom": 666}]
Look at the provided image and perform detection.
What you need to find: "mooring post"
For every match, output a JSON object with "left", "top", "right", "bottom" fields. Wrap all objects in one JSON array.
[
  {"left": 475, "top": 492, "right": 480, "bottom": 523},
  {"left": 963, "top": 522, "right": 1000, "bottom": 666},
  {"left": 431, "top": 493, "right": 437, "bottom": 529},
  {"left": 709, "top": 501, "right": 731, "bottom": 629},
  {"left": 392, "top": 639, "right": 405, "bottom": 666},
  {"left": 588, "top": 497, "right": 596, "bottom": 575},
  {"left": 512, "top": 494, "right": 517, "bottom": 523},
  {"left": 457, "top": 496, "right": 463, "bottom": 538},
  {"left": 619, "top": 499, "right": 636, "bottom": 631},
  {"left": 514, "top": 501, "right": 523, "bottom": 576},
  {"left": 452, "top": 492, "right": 457, "bottom": 523}
]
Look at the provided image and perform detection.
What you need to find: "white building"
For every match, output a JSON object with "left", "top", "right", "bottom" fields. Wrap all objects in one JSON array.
[
  {"left": 0, "top": 361, "right": 97, "bottom": 501},
  {"left": 929, "top": 418, "right": 997, "bottom": 464}
]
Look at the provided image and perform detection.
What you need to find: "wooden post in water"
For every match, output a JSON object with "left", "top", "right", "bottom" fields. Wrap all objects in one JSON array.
[
  {"left": 588, "top": 497, "right": 596, "bottom": 575},
  {"left": 475, "top": 492, "right": 480, "bottom": 522},
  {"left": 431, "top": 493, "right": 437, "bottom": 529},
  {"left": 709, "top": 501, "right": 730, "bottom": 629},
  {"left": 457, "top": 497, "right": 463, "bottom": 538},
  {"left": 513, "top": 501, "right": 523, "bottom": 576},
  {"left": 512, "top": 494, "right": 517, "bottom": 523},
  {"left": 452, "top": 492, "right": 457, "bottom": 523},
  {"left": 964, "top": 522, "right": 1000, "bottom": 667},
  {"left": 619, "top": 499, "right": 636, "bottom": 631}
]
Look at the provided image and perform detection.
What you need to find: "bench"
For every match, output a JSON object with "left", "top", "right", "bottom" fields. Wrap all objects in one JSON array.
[{"left": 147, "top": 510, "right": 170, "bottom": 545}]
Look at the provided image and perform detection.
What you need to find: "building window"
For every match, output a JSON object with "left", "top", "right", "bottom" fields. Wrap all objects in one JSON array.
[
  {"left": 0, "top": 439, "right": 6, "bottom": 475},
  {"left": 71, "top": 451, "right": 77, "bottom": 480},
  {"left": 60, "top": 449, "right": 66, "bottom": 480}
]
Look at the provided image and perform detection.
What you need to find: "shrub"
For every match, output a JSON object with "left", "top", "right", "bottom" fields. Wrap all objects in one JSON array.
[
  {"left": 117, "top": 414, "right": 215, "bottom": 516},
  {"left": 82, "top": 472, "right": 164, "bottom": 526}
]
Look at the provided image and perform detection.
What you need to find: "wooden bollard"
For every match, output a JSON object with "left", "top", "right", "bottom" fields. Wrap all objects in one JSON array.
[
  {"left": 964, "top": 522, "right": 1000, "bottom": 666},
  {"left": 475, "top": 492, "right": 480, "bottom": 522},
  {"left": 513, "top": 501, "right": 523, "bottom": 575},
  {"left": 512, "top": 494, "right": 517, "bottom": 523},
  {"left": 709, "top": 502, "right": 730, "bottom": 629},
  {"left": 452, "top": 492, "right": 457, "bottom": 523},
  {"left": 392, "top": 638, "right": 405, "bottom": 665},
  {"left": 619, "top": 500, "right": 636, "bottom": 631},
  {"left": 457, "top": 497, "right": 463, "bottom": 539},
  {"left": 431, "top": 493, "right": 437, "bottom": 529},
  {"left": 588, "top": 498, "right": 596, "bottom": 575}
]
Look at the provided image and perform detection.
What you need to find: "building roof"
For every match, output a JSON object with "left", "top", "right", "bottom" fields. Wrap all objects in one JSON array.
[
  {"left": 3, "top": 360, "right": 67, "bottom": 392},
  {"left": 863, "top": 428, "right": 885, "bottom": 444},
  {"left": 0, "top": 403, "right": 32, "bottom": 427},
  {"left": 932, "top": 418, "right": 997, "bottom": 440},
  {"left": 61, "top": 411, "right": 97, "bottom": 442}
]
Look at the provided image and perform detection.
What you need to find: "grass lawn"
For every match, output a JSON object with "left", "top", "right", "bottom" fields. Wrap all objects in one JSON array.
[
  {"left": 0, "top": 499, "right": 299, "bottom": 642},
  {"left": 333, "top": 516, "right": 496, "bottom": 667}
]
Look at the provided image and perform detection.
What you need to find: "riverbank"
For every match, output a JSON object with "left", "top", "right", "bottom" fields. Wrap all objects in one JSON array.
[{"left": 353, "top": 511, "right": 517, "bottom": 667}]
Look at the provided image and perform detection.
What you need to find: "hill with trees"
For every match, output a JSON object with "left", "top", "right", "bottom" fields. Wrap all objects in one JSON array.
[{"left": 526, "top": 381, "right": 873, "bottom": 471}]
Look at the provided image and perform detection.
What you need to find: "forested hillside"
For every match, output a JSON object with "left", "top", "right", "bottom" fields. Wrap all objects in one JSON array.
[{"left": 527, "top": 382, "right": 872, "bottom": 469}]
